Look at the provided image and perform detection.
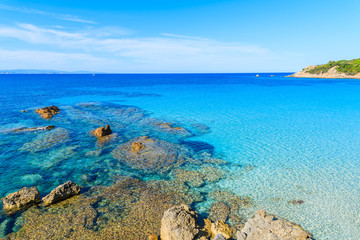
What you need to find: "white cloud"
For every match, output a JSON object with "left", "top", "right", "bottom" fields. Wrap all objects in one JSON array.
[
  {"left": 0, "top": 49, "right": 119, "bottom": 72},
  {"left": 0, "top": 4, "right": 96, "bottom": 24},
  {"left": 0, "top": 23, "right": 278, "bottom": 72}
]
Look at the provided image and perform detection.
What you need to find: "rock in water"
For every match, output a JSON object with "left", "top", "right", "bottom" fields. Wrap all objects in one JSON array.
[
  {"left": 112, "top": 136, "right": 189, "bottom": 173},
  {"left": 2, "top": 187, "right": 40, "bottom": 212},
  {"left": 42, "top": 181, "right": 80, "bottom": 206},
  {"left": 35, "top": 106, "right": 60, "bottom": 119},
  {"left": 160, "top": 204, "right": 199, "bottom": 240},
  {"left": 92, "top": 125, "right": 112, "bottom": 137},
  {"left": 236, "top": 209, "right": 312, "bottom": 240},
  {"left": 12, "top": 125, "right": 55, "bottom": 133},
  {"left": 19, "top": 128, "right": 70, "bottom": 152}
]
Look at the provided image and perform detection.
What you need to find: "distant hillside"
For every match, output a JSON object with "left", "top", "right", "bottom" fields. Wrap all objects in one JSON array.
[{"left": 288, "top": 58, "right": 360, "bottom": 79}]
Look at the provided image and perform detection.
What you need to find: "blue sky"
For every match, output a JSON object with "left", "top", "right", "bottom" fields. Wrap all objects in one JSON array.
[{"left": 0, "top": 0, "right": 359, "bottom": 73}]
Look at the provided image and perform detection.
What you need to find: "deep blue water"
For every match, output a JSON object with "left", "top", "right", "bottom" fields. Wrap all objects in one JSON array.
[{"left": 1, "top": 73, "right": 360, "bottom": 239}]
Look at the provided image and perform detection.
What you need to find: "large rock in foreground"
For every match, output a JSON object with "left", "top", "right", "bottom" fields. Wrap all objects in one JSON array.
[
  {"left": 112, "top": 136, "right": 190, "bottom": 173},
  {"left": 236, "top": 209, "right": 312, "bottom": 240},
  {"left": 42, "top": 181, "right": 80, "bottom": 206},
  {"left": 2, "top": 187, "right": 40, "bottom": 213},
  {"left": 92, "top": 125, "right": 112, "bottom": 137},
  {"left": 35, "top": 106, "right": 60, "bottom": 119},
  {"left": 160, "top": 204, "right": 199, "bottom": 240}
]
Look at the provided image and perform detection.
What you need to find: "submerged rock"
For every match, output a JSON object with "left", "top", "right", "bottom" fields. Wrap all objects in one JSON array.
[
  {"left": 42, "top": 181, "right": 80, "bottom": 206},
  {"left": 172, "top": 169, "right": 205, "bottom": 187},
  {"left": 160, "top": 204, "right": 199, "bottom": 240},
  {"left": 92, "top": 125, "right": 112, "bottom": 137},
  {"left": 19, "top": 128, "right": 70, "bottom": 152},
  {"left": 20, "top": 174, "right": 43, "bottom": 185},
  {"left": 35, "top": 106, "right": 60, "bottom": 119},
  {"left": 2, "top": 187, "right": 40, "bottom": 213},
  {"left": 287, "top": 199, "right": 305, "bottom": 205},
  {"left": 112, "top": 136, "right": 190, "bottom": 173},
  {"left": 155, "top": 122, "right": 192, "bottom": 136},
  {"left": 209, "top": 202, "right": 230, "bottom": 222},
  {"left": 236, "top": 209, "right": 312, "bottom": 240},
  {"left": 11, "top": 125, "right": 55, "bottom": 133}
]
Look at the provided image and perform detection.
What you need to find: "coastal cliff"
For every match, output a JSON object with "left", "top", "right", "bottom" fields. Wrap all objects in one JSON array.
[{"left": 288, "top": 58, "right": 360, "bottom": 79}]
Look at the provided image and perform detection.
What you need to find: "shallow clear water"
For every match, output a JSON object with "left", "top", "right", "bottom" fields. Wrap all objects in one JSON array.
[{"left": 1, "top": 73, "right": 360, "bottom": 239}]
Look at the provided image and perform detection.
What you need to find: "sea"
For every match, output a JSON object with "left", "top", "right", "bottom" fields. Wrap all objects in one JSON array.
[{"left": 1, "top": 73, "right": 360, "bottom": 239}]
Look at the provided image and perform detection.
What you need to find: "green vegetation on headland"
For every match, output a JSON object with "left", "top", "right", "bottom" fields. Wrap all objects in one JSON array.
[{"left": 307, "top": 58, "right": 360, "bottom": 75}]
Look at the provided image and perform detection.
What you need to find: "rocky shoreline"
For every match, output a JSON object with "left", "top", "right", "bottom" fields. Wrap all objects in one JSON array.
[
  {"left": 0, "top": 104, "right": 314, "bottom": 239},
  {"left": 287, "top": 66, "right": 360, "bottom": 79}
]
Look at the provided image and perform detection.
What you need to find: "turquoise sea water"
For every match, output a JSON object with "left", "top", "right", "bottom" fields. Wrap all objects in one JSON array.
[{"left": 1, "top": 73, "right": 360, "bottom": 239}]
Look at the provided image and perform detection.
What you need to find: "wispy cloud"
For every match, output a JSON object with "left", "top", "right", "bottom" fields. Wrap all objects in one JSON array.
[
  {"left": 0, "top": 4, "right": 96, "bottom": 24},
  {"left": 0, "top": 23, "right": 275, "bottom": 72}
]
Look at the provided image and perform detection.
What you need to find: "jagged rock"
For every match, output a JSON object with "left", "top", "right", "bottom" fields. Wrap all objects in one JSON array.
[
  {"left": 112, "top": 136, "right": 190, "bottom": 173},
  {"left": 209, "top": 202, "right": 230, "bottom": 222},
  {"left": 12, "top": 125, "right": 55, "bottom": 133},
  {"left": 35, "top": 106, "right": 60, "bottom": 119},
  {"left": 160, "top": 204, "right": 199, "bottom": 240},
  {"left": 236, "top": 210, "right": 312, "bottom": 240},
  {"left": 211, "top": 221, "right": 235, "bottom": 239},
  {"left": 92, "top": 125, "right": 112, "bottom": 137},
  {"left": 2, "top": 187, "right": 40, "bottom": 212},
  {"left": 42, "top": 181, "right": 80, "bottom": 206}
]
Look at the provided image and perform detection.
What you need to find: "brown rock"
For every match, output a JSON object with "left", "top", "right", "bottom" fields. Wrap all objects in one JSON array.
[
  {"left": 92, "top": 125, "right": 112, "bottom": 137},
  {"left": 131, "top": 141, "right": 145, "bottom": 153},
  {"left": 2, "top": 187, "right": 40, "bottom": 213},
  {"left": 160, "top": 204, "right": 199, "bottom": 240},
  {"left": 35, "top": 106, "right": 60, "bottom": 119},
  {"left": 236, "top": 209, "right": 312, "bottom": 240},
  {"left": 42, "top": 181, "right": 80, "bottom": 206}
]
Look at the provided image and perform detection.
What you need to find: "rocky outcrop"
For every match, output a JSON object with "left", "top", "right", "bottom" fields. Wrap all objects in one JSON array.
[
  {"left": 160, "top": 204, "right": 199, "bottom": 240},
  {"left": 12, "top": 125, "right": 55, "bottom": 133},
  {"left": 42, "top": 181, "right": 80, "bottom": 206},
  {"left": 35, "top": 106, "right": 60, "bottom": 119},
  {"left": 91, "top": 125, "right": 112, "bottom": 137},
  {"left": 236, "top": 209, "right": 312, "bottom": 240},
  {"left": 2, "top": 187, "right": 40, "bottom": 213},
  {"left": 288, "top": 66, "right": 360, "bottom": 79},
  {"left": 112, "top": 136, "right": 190, "bottom": 173}
]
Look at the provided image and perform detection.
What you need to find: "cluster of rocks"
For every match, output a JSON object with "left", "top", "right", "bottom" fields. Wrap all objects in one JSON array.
[
  {"left": 160, "top": 205, "right": 313, "bottom": 240},
  {"left": 2, "top": 181, "right": 80, "bottom": 213},
  {"left": 35, "top": 106, "right": 60, "bottom": 119}
]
